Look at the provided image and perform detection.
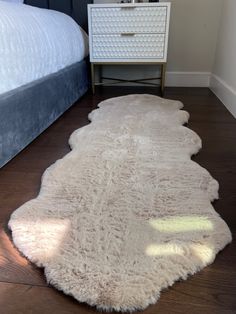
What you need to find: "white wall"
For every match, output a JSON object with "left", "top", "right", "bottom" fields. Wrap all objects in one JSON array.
[
  {"left": 164, "top": 0, "right": 222, "bottom": 72},
  {"left": 210, "top": 0, "right": 236, "bottom": 117},
  {"left": 93, "top": 0, "right": 222, "bottom": 86},
  {"left": 165, "top": 0, "right": 222, "bottom": 86}
]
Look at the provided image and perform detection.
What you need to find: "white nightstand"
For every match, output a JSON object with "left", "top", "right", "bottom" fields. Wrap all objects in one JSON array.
[{"left": 88, "top": 2, "right": 171, "bottom": 95}]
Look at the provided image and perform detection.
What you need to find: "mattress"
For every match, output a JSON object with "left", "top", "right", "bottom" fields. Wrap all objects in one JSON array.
[{"left": 0, "top": 1, "right": 89, "bottom": 94}]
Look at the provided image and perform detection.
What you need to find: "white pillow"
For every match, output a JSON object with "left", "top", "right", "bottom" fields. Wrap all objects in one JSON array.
[{"left": 0, "top": 0, "right": 24, "bottom": 3}]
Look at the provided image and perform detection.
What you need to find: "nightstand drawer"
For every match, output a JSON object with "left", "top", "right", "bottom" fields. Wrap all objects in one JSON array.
[
  {"left": 92, "top": 34, "right": 165, "bottom": 60},
  {"left": 91, "top": 6, "right": 167, "bottom": 34}
]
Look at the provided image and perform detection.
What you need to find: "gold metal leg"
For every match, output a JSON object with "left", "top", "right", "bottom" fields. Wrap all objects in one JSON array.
[
  {"left": 161, "top": 63, "right": 166, "bottom": 97},
  {"left": 98, "top": 64, "right": 102, "bottom": 84},
  {"left": 91, "top": 63, "right": 95, "bottom": 94}
]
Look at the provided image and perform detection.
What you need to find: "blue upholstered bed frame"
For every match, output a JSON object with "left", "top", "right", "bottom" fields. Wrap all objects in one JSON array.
[{"left": 0, "top": 0, "right": 92, "bottom": 168}]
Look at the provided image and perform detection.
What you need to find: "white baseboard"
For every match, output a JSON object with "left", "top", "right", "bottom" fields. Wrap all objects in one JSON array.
[
  {"left": 210, "top": 74, "right": 236, "bottom": 118},
  {"left": 165, "top": 71, "right": 211, "bottom": 87}
]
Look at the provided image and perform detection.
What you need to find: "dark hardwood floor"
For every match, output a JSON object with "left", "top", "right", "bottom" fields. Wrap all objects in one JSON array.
[{"left": 0, "top": 87, "right": 235, "bottom": 314}]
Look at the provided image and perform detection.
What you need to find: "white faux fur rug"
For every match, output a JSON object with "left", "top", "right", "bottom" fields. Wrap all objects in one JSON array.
[{"left": 9, "top": 95, "right": 232, "bottom": 312}]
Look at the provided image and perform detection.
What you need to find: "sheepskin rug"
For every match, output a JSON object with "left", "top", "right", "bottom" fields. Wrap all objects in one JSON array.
[{"left": 8, "top": 94, "right": 232, "bottom": 312}]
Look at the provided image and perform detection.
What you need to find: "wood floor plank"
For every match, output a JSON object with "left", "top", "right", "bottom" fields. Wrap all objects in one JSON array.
[
  {"left": 0, "top": 224, "right": 46, "bottom": 286},
  {"left": 0, "top": 282, "right": 96, "bottom": 314},
  {"left": 0, "top": 87, "right": 235, "bottom": 313}
]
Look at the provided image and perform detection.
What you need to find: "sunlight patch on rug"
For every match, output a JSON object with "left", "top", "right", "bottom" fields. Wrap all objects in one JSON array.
[
  {"left": 8, "top": 94, "right": 232, "bottom": 312},
  {"left": 149, "top": 216, "right": 213, "bottom": 232}
]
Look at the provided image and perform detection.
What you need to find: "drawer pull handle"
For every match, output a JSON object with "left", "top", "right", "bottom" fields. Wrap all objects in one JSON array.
[
  {"left": 121, "top": 33, "right": 135, "bottom": 36},
  {"left": 120, "top": 6, "right": 136, "bottom": 10}
]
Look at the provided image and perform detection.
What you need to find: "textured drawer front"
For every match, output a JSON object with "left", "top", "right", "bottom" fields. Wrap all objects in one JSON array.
[
  {"left": 92, "top": 34, "right": 165, "bottom": 59},
  {"left": 91, "top": 6, "right": 167, "bottom": 34}
]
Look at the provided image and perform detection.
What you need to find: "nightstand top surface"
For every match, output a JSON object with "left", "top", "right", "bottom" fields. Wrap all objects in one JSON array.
[{"left": 88, "top": 2, "right": 171, "bottom": 8}]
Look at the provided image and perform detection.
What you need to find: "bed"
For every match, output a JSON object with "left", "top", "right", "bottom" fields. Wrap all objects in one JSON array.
[{"left": 0, "top": 0, "right": 92, "bottom": 168}]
